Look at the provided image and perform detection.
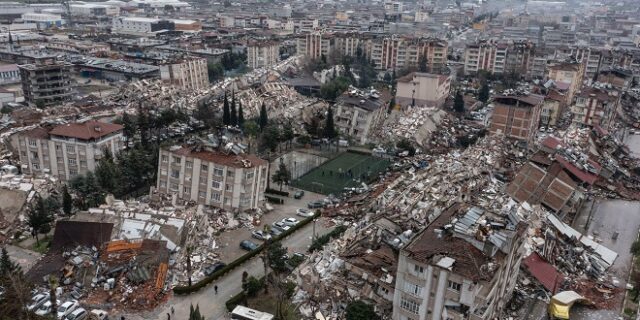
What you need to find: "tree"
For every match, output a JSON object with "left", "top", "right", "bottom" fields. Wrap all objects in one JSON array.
[
  {"left": 397, "top": 138, "right": 416, "bottom": 156},
  {"left": 207, "top": 62, "right": 224, "bottom": 82},
  {"left": 95, "top": 149, "right": 121, "bottom": 195},
  {"left": 62, "top": 185, "right": 72, "bottom": 216},
  {"left": 282, "top": 122, "right": 294, "bottom": 149},
  {"left": 323, "top": 106, "right": 336, "bottom": 140},
  {"left": 189, "top": 304, "right": 205, "bottom": 320},
  {"left": 121, "top": 112, "right": 135, "bottom": 149},
  {"left": 388, "top": 97, "right": 395, "bottom": 114},
  {"left": 272, "top": 160, "right": 291, "bottom": 191},
  {"left": 222, "top": 92, "right": 231, "bottom": 126},
  {"left": 230, "top": 92, "right": 238, "bottom": 126},
  {"left": 453, "top": 90, "right": 465, "bottom": 113},
  {"left": 419, "top": 54, "right": 428, "bottom": 72},
  {"left": 137, "top": 105, "right": 150, "bottom": 146},
  {"left": 243, "top": 120, "right": 260, "bottom": 153},
  {"left": 319, "top": 76, "right": 350, "bottom": 101},
  {"left": 69, "top": 172, "right": 104, "bottom": 209},
  {"left": 383, "top": 72, "right": 392, "bottom": 83},
  {"left": 631, "top": 239, "right": 640, "bottom": 256},
  {"left": 244, "top": 276, "right": 263, "bottom": 297},
  {"left": 259, "top": 125, "right": 280, "bottom": 152},
  {"left": 237, "top": 100, "right": 245, "bottom": 127},
  {"left": 345, "top": 300, "right": 380, "bottom": 320},
  {"left": 259, "top": 102, "right": 268, "bottom": 131},
  {"left": 478, "top": 81, "right": 490, "bottom": 104},
  {"left": 0, "top": 247, "right": 18, "bottom": 277},
  {"left": 0, "top": 251, "right": 36, "bottom": 320},
  {"left": 27, "top": 197, "right": 53, "bottom": 246},
  {"left": 266, "top": 241, "right": 288, "bottom": 274}
]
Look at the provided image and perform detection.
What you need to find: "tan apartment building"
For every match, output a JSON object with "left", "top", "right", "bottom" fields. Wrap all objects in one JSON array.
[
  {"left": 392, "top": 204, "right": 526, "bottom": 320},
  {"left": 156, "top": 145, "right": 268, "bottom": 211},
  {"left": 572, "top": 86, "right": 620, "bottom": 129},
  {"left": 247, "top": 41, "right": 280, "bottom": 69},
  {"left": 296, "top": 32, "right": 331, "bottom": 60},
  {"left": 489, "top": 94, "right": 543, "bottom": 146},
  {"left": 11, "top": 121, "right": 124, "bottom": 181},
  {"left": 395, "top": 72, "right": 451, "bottom": 108},
  {"left": 463, "top": 40, "right": 534, "bottom": 77},
  {"left": 159, "top": 56, "right": 209, "bottom": 91},
  {"left": 334, "top": 90, "right": 389, "bottom": 144},
  {"left": 546, "top": 60, "right": 584, "bottom": 106}
]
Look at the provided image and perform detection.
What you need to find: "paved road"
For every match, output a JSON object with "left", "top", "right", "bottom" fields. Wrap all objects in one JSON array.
[{"left": 119, "top": 217, "right": 331, "bottom": 320}]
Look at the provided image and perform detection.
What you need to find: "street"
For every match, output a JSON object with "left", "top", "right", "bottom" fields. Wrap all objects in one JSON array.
[{"left": 118, "top": 198, "right": 333, "bottom": 320}]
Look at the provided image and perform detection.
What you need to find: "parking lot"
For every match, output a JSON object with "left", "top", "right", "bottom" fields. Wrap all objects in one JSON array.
[{"left": 216, "top": 188, "right": 329, "bottom": 262}]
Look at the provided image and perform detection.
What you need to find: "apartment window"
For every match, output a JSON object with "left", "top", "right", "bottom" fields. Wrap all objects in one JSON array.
[
  {"left": 80, "top": 161, "right": 87, "bottom": 167},
  {"left": 31, "top": 151, "right": 39, "bottom": 159},
  {"left": 225, "top": 184, "right": 232, "bottom": 192},
  {"left": 211, "top": 192, "right": 221, "bottom": 202},
  {"left": 400, "top": 296, "right": 420, "bottom": 315},
  {"left": 68, "top": 158, "right": 77, "bottom": 166},
  {"left": 66, "top": 145, "right": 75, "bottom": 153},
  {"left": 69, "top": 169, "right": 78, "bottom": 176},
  {"left": 171, "top": 169, "right": 180, "bottom": 178},
  {"left": 32, "top": 163, "right": 39, "bottom": 170},
  {"left": 201, "top": 164, "right": 208, "bottom": 171},
  {"left": 186, "top": 161, "right": 193, "bottom": 169},
  {"left": 159, "top": 180, "right": 167, "bottom": 188},
  {"left": 161, "top": 155, "right": 169, "bottom": 162},
  {"left": 448, "top": 280, "right": 461, "bottom": 292},
  {"left": 28, "top": 140, "right": 37, "bottom": 146},
  {"left": 404, "top": 281, "right": 422, "bottom": 296},
  {"left": 198, "top": 191, "right": 206, "bottom": 198},
  {"left": 227, "top": 170, "right": 234, "bottom": 178},
  {"left": 246, "top": 171, "right": 255, "bottom": 180},
  {"left": 414, "top": 264, "right": 424, "bottom": 274},
  {"left": 214, "top": 167, "right": 224, "bottom": 177},
  {"left": 183, "top": 187, "right": 191, "bottom": 194},
  {"left": 211, "top": 180, "right": 221, "bottom": 189},
  {"left": 170, "top": 183, "right": 178, "bottom": 191},
  {"left": 55, "top": 144, "right": 61, "bottom": 150},
  {"left": 173, "top": 157, "right": 181, "bottom": 164}
]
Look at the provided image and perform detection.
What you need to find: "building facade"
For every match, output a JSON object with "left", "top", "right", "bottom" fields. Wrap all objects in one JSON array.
[
  {"left": 159, "top": 57, "right": 209, "bottom": 91},
  {"left": 392, "top": 205, "right": 526, "bottom": 320},
  {"left": 572, "top": 86, "right": 620, "bottom": 129},
  {"left": 546, "top": 61, "right": 585, "bottom": 106},
  {"left": 11, "top": 121, "right": 124, "bottom": 181},
  {"left": 334, "top": 90, "right": 388, "bottom": 145},
  {"left": 18, "top": 60, "right": 73, "bottom": 107},
  {"left": 156, "top": 145, "right": 268, "bottom": 211},
  {"left": 247, "top": 41, "right": 280, "bottom": 69},
  {"left": 463, "top": 40, "right": 534, "bottom": 76},
  {"left": 395, "top": 72, "right": 451, "bottom": 108},
  {"left": 489, "top": 94, "right": 544, "bottom": 145}
]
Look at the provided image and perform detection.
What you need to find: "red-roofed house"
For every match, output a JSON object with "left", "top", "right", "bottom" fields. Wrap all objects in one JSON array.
[{"left": 11, "top": 120, "right": 124, "bottom": 181}]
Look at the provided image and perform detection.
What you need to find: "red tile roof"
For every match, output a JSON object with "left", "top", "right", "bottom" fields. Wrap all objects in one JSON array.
[
  {"left": 170, "top": 146, "right": 268, "bottom": 168},
  {"left": 523, "top": 252, "right": 564, "bottom": 294},
  {"left": 49, "top": 121, "right": 123, "bottom": 140},
  {"left": 554, "top": 154, "right": 599, "bottom": 185},
  {"left": 541, "top": 136, "right": 564, "bottom": 150}
]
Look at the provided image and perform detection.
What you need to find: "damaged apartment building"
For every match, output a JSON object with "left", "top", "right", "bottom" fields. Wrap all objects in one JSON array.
[
  {"left": 11, "top": 120, "right": 124, "bottom": 181},
  {"left": 156, "top": 142, "right": 268, "bottom": 211},
  {"left": 333, "top": 87, "right": 390, "bottom": 145},
  {"left": 392, "top": 204, "right": 527, "bottom": 320}
]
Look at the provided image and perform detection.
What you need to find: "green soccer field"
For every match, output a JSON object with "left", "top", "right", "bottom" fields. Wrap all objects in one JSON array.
[{"left": 291, "top": 152, "right": 391, "bottom": 195}]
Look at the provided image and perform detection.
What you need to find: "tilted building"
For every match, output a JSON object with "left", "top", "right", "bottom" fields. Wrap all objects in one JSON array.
[{"left": 395, "top": 72, "right": 451, "bottom": 108}]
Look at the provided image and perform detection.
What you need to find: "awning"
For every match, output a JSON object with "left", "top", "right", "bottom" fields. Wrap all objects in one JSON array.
[{"left": 548, "top": 291, "right": 588, "bottom": 319}]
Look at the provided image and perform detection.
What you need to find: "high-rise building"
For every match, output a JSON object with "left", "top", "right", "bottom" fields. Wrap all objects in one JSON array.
[
  {"left": 159, "top": 57, "right": 209, "bottom": 91},
  {"left": 247, "top": 41, "right": 281, "bottom": 69},
  {"left": 18, "top": 60, "right": 73, "bottom": 107}
]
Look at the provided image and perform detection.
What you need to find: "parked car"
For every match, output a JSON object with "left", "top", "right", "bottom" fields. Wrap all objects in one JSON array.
[
  {"left": 252, "top": 230, "right": 272, "bottom": 241},
  {"left": 35, "top": 299, "right": 60, "bottom": 316},
  {"left": 307, "top": 200, "right": 325, "bottom": 209},
  {"left": 65, "top": 307, "right": 87, "bottom": 320},
  {"left": 294, "top": 190, "right": 305, "bottom": 199},
  {"left": 240, "top": 240, "right": 259, "bottom": 251},
  {"left": 296, "top": 208, "right": 315, "bottom": 218},
  {"left": 89, "top": 309, "right": 109, "bottom": 320},
  {"left": 27, "top": 293, "right": 49, "bottom": 311},
  {"left": 269, "top": 227, "right": 283, "bottom": 237},
  {"left": 203, "top": 262, "right": 226, "bottom": 276},
  {"left": 57, "top": 300, "right": 80, "bottom": 319},
  {"left": 272, "top": 221, "right": 291, "bottom": 232},
  {"left": 281, "top": 217, "right": 299, "bottom": 227}
]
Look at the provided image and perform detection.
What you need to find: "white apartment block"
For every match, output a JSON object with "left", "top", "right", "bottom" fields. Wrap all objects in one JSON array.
[
  {"left": 70, "top": 3, "right": 120, "bottom": 16},
  {"left": 160, "top": 57, "right": 209, "bottom": 91},
  {"left": 392, "top": 205, "right": 526, "bottom": 320},
  {"left": 11, "top": 121, "right": 124, "bottom": 181},
  {"left": 395, "top": 72, "right": 451, "bottom": 108},
  {"left": 247, "top": 41, "right": 280, "bottom": 69},
  {"left": 156, "top": 145, "right": 268, "bottom": 211},
  {"left": 334, "top": 91, "right": 388, "bottom": 144}
]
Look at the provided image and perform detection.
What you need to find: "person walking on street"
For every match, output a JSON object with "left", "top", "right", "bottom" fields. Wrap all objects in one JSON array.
[
  {"left": 214, "top": 285, "right": 218, "bottom": 294},
  {"left": 167, "top": 313, "right": 170, "bottom": 320},
  {"left": 171, "top": 306, "right": 174, "bottom": 315}
]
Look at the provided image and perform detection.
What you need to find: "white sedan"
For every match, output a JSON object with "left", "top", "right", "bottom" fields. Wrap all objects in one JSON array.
[{"left": 296, "top": 208, "right": 315, "bottom": 218}]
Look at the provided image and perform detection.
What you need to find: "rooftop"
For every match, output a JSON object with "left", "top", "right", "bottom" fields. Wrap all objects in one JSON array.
[
  {"left": 167, "top": 145, "right": 268, "bottom": 168},
  {"left": 49, "top": 120, "right": 123, "bottom": 140}
]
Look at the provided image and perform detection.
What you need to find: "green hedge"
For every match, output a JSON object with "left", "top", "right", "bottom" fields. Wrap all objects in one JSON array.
[
  {"left": 265, "top": 195, "right": 284, "bottom": 204},
  {"left": 308, "top": 225, "right": 347, "bottom": 252},
  {"left": 173, "top": 212, "right": 319, "bottom": 295},
  {"left": 265, "top": 188, "right": 289, "bottom": 197},
  {"left": 225, "top": 291, "right": 247, "bottom": 312}
]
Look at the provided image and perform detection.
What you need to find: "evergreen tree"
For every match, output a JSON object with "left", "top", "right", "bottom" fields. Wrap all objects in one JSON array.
[
  {"left": 259, "top": 125, "right": 280, "bottom": 152},
  {"left": 238, "top": 100, "right": 245, "bottom": 127},
  {"left": 388, "top": 97, "right": 395, "bottom": 114},
  {"left": 454, "top": 90, "right": 465, "bottom": 113},
  {"left": 0, "top": 247, "right": 18, "bottom": 277},
  {"left": 137, "top": 106, "right": 150, "bottom": 146},
  {"left": 95, "top": 148, "right": 121, "bottom": 195},
  {"left": 27, "top": 197, "right": 53, "bottom": 246},
  {"left": 243, "top": 120, "right": 259, "bottom": 153},
  {"left": 189, "top": 304, "right": 204, "bottom": 320},
  {"left": 323, "top": 106, "right": 336, "bottom": 140},
  {"left": 121, "top": 112, "right": 135, "bottom": 149},
  {"left": 222, "top": 92, "right": 230, "bottom": 126},
  {"left": 272, "top": 160, "right": 291, "bottom": 191},
  {"left": 419, "top": 54, "right": 429, "bottom": 72},
  {"left": 282, "top": 122, "right": 294, "bottom": 149},
  {"left": 259, "top": 102, "right": 268, "bottom": 131},
  {"left": 194, "top": 100, "right": 216, "bottom": 129},
  {"left": 345, "top": 300, "right": 380, "bottom": 320},
  {"left": 62, "top": 185, "right": 72, "bottom": 216},
  {"left": 478, "top": 81, "right": 490, "bottom": 104},
  {"left": 230, "top": 92, "right": 238, "bottom": 126}
]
